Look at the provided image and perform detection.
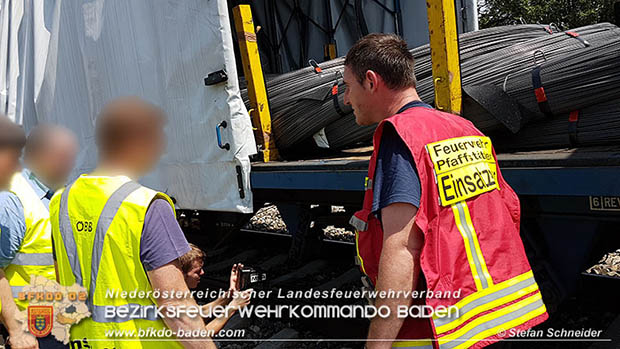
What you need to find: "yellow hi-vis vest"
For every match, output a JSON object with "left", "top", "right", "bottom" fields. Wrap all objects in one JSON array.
[
  {"left": 49, "top": 175, "right": 183, "bottom": 348},
  {"left": 5, "top": 172, "right": 56, "bottom": 310}
]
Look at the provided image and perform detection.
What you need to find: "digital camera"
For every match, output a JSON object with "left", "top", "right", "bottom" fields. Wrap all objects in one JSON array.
[{"left": 236, "top": 266, "right": 267, "bottom": 290}]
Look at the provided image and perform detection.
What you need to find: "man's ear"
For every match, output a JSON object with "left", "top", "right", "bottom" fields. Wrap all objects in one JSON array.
[{"left": 365, "top": 70, "right": 379, "bottom": 91}]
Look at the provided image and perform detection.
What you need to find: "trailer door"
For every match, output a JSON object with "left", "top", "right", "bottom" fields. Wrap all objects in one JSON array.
[{"left": 0, "top": 0, "right": 257, "bottom": 213}]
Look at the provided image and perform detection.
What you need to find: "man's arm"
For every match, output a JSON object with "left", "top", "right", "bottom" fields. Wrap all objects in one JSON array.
[
  {"left": 0, "top": 193, "right": 36, "bottom": 348},
  {"left": 200, "top": 297, "right": 230, "bottom": 316},
  {"left": 141, "top": 199, "right": 214, "bottom": 348},
  {"left": 200, "top": 262, "right": 243, "bottom": 316},
  {"left": 0, "top": 269, "right": 38, "bottom": 349},
  {"left": 204, "top": 289, "right": 252, "bottom": 335},
  {"left": 0, "top": 192, "right": 26, "bottom": 269},
  {"left": 148, "top": 261, "right": 216, "bottom": 349},
  {"left": 366, "top": 202, "right": 424, "bottom": 349}
]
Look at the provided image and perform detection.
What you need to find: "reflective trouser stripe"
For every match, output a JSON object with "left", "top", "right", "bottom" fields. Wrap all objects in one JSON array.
[
  {"left": 91, "top": 303, "right": 160, "bottom": 323},
  {"left": 451, "top": 202, "right": 493, "bottom": 291},
  {"left": 10, "top": 252, "right": 54, "bottom": 266},
  {"left": 392, "top": 340, "right": 434, "bottom": 348},
  {"left": 11, "top": 286, "right": 23, "bottom": 298},
  {"left": 433, "top": 271, "right": 539, "bottom": 335},
  {"left": 438, "top": 293, "right": 546, "bottom": 349}
]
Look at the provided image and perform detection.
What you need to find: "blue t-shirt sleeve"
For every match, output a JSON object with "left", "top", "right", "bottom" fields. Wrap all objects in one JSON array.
[
  {"left": 140, "top": 199, "right": 191, "bottom": 271},
  {"left": 0, "top": 192, "right": 27, "bottom": 268},
  {"left": 371, "top": 124, "right": 421, "bottom": 216}
]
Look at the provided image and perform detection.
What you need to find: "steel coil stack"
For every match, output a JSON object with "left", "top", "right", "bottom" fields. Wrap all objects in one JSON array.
[
  {"left": 493, "top": 100, "right": 620, "bottom": 151},
  {"left": 323, "top": 113, "right": 375, "bottom": 150},
  {"left": 500, "top": 31, "right": 620, "bottom": 119},
  {"left": 241, "top": 24, "right": 556, "bottom": 155},
  {"left": 240, "top": 23, "right": 620, "bottom": 158}
]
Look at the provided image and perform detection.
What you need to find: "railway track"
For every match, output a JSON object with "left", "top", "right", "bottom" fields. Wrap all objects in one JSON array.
[
  {"left": 186, "top": 227, "right": 368, "bottom": 348},
  {"left": 179, "top": 209, "right": 620, "bottom": 349}
]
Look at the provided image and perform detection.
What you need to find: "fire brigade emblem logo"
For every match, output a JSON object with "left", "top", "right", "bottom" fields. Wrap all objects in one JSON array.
[{"left": 28, "top": 305, "right": 53, "bottom": 337}]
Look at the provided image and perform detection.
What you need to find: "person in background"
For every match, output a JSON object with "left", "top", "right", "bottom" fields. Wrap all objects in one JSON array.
[
  {"left": 49, "top": 97, "right": 215, "bottom": 349},
  {"left": 179, "top": 244, "right": 251, "bottom": 335},
  {"left": 0, "top": 115, "right": 37, "bottom": 349},
  {"left": 0, "top": 125, "right": 77, "bottom": 349},
  {"left": 179, "top": 244, "right": 208, "bottom": 290}
]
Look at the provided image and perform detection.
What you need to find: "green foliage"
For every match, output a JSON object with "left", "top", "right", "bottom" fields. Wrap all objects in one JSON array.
[{"left": 478, "top": 0, "right": 617, "bottom": 30}]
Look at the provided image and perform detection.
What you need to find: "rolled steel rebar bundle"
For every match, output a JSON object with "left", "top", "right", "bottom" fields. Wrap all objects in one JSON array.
[
  {"left": 272, "top": 91, "right": 351, "bottom": 149},
  {"left": 465, "top": 23, "right": 616, "bottom": 86},
  {"left": 493, "top": 100, "right": 620, "bottom": 151},
  {"left": 323, "top": 113, "right": 375, "bottom": 150},
  {"left": 416, "top": 23, "right": 619, "bottom": 105},
  {"left": 327, "top": 23, "right": 620, "bottom": 150},
  {"left": 411, "top": 24, "right": 559, "bottom": 82},
  {"left": 241, "top": 24, "right": 557, "bottom": 153},
  {"left": 500, "top": 33, "right": 620, "bottom": 122},
  {"left": 241, "top": 22, "right": 620, "bottom": 156},
  {"left": 243, "top": 24, "right": 554, "bottom": 107}
]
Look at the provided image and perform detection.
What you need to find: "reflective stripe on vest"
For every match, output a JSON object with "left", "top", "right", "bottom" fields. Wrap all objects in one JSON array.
[
  {"left": 433, "top": 271, "right": 546, "bottom": 348},
  {"left": 392, "top": 340, "right": 434, "bottom": 348},
  {"left": 10, "top": 252, "right": 54, "bottom": 266},
  {"left": 451, "top": 202, "right": 493, "bottom": 291},
  {"left": 60, "top": 181, "right": 147, "bottom": 323},
  {"left": 354, "top": 232, "right": 367, "bottom": 276},
  {"left": 7, "top": 172, "right": 56, "bottom": 310},
  {"left": 59, "top": 183, "right": 83, "bottom": 286},
  {"left": 438, "top": 295, "right": 545, "bottom": 349},
  {"left": 11, "top": 286, "right": 24, "bottom": 298}
]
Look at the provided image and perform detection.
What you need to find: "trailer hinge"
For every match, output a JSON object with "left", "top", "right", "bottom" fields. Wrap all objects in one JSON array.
[
  {"left": 204, "top": 70, "right": 228, "bottom": 86},
  {"left": 235, "top": 165, "right": 246, "bottom": 199}
]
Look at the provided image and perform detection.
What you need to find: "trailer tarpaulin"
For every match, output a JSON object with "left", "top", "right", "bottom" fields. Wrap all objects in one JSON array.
[{"left": 0, "top": 0, "right": 257, "bottom": 213}]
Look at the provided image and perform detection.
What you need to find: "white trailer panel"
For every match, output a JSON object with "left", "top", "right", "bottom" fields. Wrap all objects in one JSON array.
[{"left": 0, "top": 0, "right": 257, "bottom": 213}]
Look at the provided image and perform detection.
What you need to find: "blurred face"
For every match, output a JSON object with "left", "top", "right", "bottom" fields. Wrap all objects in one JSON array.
[
  {"left": 30, "top": 134, "right": 78, "bottom": 190},
  {"left": 0, "top": 148, "right": 21, "bottom": 190},
  {"left": 184, "top": 259, "right": 204, "bottom": 289},
  {"left": 128, "top": 120, "right": 166, "bottom": 176},
  {"left": 343, "top": 65, "right": 376, "bottom": 126}
]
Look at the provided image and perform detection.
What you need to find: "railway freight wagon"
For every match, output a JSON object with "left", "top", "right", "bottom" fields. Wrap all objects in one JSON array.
[{"left": 2, "top": 0, "right": 620, "bottom": 345}]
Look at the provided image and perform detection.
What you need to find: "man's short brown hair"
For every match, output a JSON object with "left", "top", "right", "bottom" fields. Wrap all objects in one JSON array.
[
  {"left": 95, "top": 97, "right": 165, "bottom": 156},
  {"left": 344, "top": 33, "right": 416, "bottom": 90},
  {"left": 179, "top": 243, "right": 205, "bottom": 273},
  {"left": 0, "top": 115, "right": 26, "bottom": 149},
  {"left": 24, "top": 124, "right": 73, "bottom": 159}
]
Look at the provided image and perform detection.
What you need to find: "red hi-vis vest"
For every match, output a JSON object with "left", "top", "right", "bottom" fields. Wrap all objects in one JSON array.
[{"left": 350, "top": 106, "right": 548, "bottom": 349}]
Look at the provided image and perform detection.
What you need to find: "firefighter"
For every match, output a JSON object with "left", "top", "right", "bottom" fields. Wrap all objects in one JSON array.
[
  {"left": 343, "top": 34, "right": 548, "bottom": 348},
  {"left": 0, "top": 115, "right": 38, "bottom": 349},
  {"left": 49, "top": 97, "right": 215, "bottom": 349}
]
